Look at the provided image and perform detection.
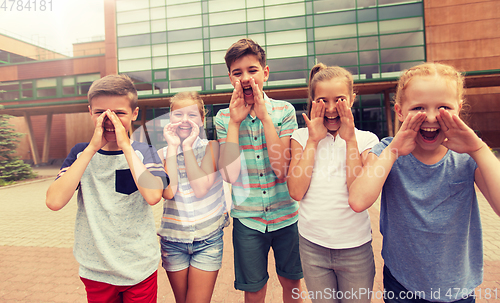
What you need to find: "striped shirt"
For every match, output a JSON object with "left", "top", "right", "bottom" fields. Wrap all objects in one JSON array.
[
  {"left": 157, "top": 137, "right": 229, "bottom": 243},
  {"left": 214, "top": 93, "right": 298, "bottom": 233}
]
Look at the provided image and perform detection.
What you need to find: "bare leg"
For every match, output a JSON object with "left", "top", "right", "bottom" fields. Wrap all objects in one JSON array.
[
  {"left": 185, "top": 266, "right": 219, "bottom": 303},
  {"left": 244, "top": 283, "right": 267, "bottom": 303},
  {"left": 167, "top": 268, "right": 189, "bottom": 303},
  {"left": 278, "top": 276, "right": 303, "bottom": 303}
]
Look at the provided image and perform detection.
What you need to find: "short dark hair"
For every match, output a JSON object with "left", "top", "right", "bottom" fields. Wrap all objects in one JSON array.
[
  {"left": 224, "top": 38, "right": 266, "bottom": 72},
  {"left": 87, "top": 74, "right": 138, "bottom": 109}
]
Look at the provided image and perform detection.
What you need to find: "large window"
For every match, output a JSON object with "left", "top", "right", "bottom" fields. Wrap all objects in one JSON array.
[
  {"left": 116, "top": 0, "right": 425, "bottom": 138},
  {"left": 0, "top": 74, "right": 100, "bottom": 102}
]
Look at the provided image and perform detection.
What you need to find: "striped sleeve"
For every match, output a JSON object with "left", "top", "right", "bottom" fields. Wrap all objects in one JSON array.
[
  {"left": 279, "top": 102, "right": 298, "bottom": 137},
  {"left": 215, "top": 108, "right": 229, "bottom": 144}
]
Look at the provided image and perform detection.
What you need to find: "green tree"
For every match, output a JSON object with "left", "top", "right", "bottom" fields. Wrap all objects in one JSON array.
[{"left": 0, "top": 113, "right": 35, "bottom": 185}]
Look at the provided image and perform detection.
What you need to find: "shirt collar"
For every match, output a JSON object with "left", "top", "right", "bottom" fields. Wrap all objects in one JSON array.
[
  {"left": 249, "top": 92, "right": 273, "bottom": 119},
  {"left": 263, "top": 92, "right": 273, "bottom": 115}
]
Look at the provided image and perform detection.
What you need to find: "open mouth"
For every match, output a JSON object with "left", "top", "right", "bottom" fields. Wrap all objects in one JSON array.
[
  {"left": 419, "top": 127, "right": 440, "bottom": 143},
  {"left": 178, "top": 125, "right": 192, "bottom": 131},
  {"left": 324, "top": 116, "right": 340, "bottom": 124},
  {"left": 243, "top": 87, "right": 253, "bottom": 97},
  {"left": 104, "top": 128, "right": 115, "bottom": 133}
]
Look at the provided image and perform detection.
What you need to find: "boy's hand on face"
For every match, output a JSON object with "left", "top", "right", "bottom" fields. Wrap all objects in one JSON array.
[
  {"left": 437, "top": 108, "right": 484, "bottom": 154},
  {"left": 164, "top": 122, "right": 181, "bottom": 148},
  {"left": 229, "top": 80, "right": 251, "bottom": 123},
  {"left": 390, "top": 112, "right": 426, "bottom": 157},
  {"left": 106, "top": 110, "right": 131, "bottom": 150},
  {"left": 88, "top": 112, "right": 109, "bottom": 153},
  {"left": 337, "top": 99, "right": 356, "bottom": 142},
  {"left": 250, "top": 77, "right": 270, "bottom": 122},
  {"left": 304, "top": 100, "right": 327, "bottom": 143},
  {"left": 182, "top": 119, "right": 200, "bottom": 149}
]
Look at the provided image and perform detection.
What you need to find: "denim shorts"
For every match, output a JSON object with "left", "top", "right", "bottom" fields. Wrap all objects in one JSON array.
[{"left": 160, "top": 230, "right": 224, "bottom": 272}]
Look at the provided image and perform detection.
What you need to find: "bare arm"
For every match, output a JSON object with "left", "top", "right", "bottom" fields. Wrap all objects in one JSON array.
[
  {"left": 184, "top": 141, "right": 219, "bottom": 198},
  {"left": 287, "top": 139, "right": 315, "bottom": 201},
  {"left": 218, "top": 81, "right": 250, "bottom": 183},
  {"left": 108, "top": 110, "right": 163, "bottom": 205},
  {"left": 46, "top": 148, "right": 96, "bottom": 211},
  {"left": 349, "top": 112, "right": 426, "bottom": 212},
  {"left": 436, "top": 109, "right": 500, "bottom": 216},
  {"left": 473, "top": 149, "right": 500, "bottom": 217},
  {"left": 337, "top": 99, "right": 364, "bottom": 190},
  {"left": 219, "top": 120, "right": 242, "bottom": 183},
  {"left": 46, "top": 112, "right": 109, "bottom": 211},
  {"left": 348, "top": 149, "right": 397, "bottom": 212},
  {"left": 158, "top": 148, "right": 177, "bottom": 200},
  {"left": 287, "top": 100, "right": 326, "bottom": 201},
  {"left": 123, "top": 146, "right": 164, "bottom": 205}
]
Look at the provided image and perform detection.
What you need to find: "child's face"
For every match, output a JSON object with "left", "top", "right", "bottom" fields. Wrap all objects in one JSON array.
[
  {"left": 170, "top": 99, "right": 203, "bottom": 139},
  {"left": 395, "top": 75, "right": 461, "bottom": 150},
  {"left": 314, "top": 78, "right": 354, "bottom": 135},
  {"left": 228, "top": 54, "right": 269, "bottom": 105},
  {"left": 89, "top": 95, "right": 138, "bottom": 143}
]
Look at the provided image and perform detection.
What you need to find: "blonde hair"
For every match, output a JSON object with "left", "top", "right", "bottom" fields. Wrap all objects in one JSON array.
[
  {"left": 88, "top": 74, "right": 138, "bottom": 109},
  {"left": 307, "top": 63, "right": 354, "bottom": 116},
  {"left": 169, "top": 91, "right": 207, "bottom": 120},
  {"left": 395, "top": 62, "right": 465, "bottom": 106}
]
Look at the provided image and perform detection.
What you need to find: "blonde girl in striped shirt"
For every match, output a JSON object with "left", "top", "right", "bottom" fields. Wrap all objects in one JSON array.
[{"left": 157, "top": 92, "right": 228, "bottom": 303}]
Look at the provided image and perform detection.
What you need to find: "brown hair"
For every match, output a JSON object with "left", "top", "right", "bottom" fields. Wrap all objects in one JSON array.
[
  {"left": 224, "top": 38, "right": 266, "bottom": 72},
  {"left": 88, "top": 74, "right": 138, "bottom": 109},
  {"left": 170, "top": 91, "right": 207, "bottom": 121},
  {"left": 307, "top": 63, "right": 354, "bottom": 116}
]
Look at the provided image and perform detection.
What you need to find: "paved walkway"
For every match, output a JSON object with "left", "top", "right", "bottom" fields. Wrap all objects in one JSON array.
[{"left": 0, "top": 166, "right": 499, "bottom": 302}]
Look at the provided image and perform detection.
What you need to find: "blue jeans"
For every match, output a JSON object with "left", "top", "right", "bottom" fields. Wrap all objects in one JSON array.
[
  {"left": 383, "top": 266, "right": 475, "bottom": 303},
  {"left": 160, "top": 230, "right": 224, "bottom": 272},
  {"left": 299, "top": 234, "right": 375, "bottom": 303}
]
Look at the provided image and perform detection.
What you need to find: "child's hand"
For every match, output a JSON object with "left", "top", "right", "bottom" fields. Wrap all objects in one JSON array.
[
  {"left": 437, "top": 108, "right": 484, "bottom": 154},
  {"left": 182, "top": 119, "right": 200, "bottom": 149},
  {"left": 303, "top": 100, "right": 327, "bottom": 143},
  {"left": 163, "top": 122, "right": 181, "bottom": 148},
  {"left": 229, "top": 80, "right": 251, "bottom": 123},
  {"left": 106, "top": 110, "right": 131, "bottom": 150},
  {"left": 88, "top": 112, "right": 108, "bottom": 152},
  {"left": 390, "top": 112, "right": 426, "bottom": 157},
  {"left": 251, "top": 77, "right": 270, "bottom": 123},
  {"left": 337, "top": 99, "right": 356, "bottom": 142}
]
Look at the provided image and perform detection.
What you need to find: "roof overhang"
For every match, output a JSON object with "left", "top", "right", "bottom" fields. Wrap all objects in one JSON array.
[{"left": 1, "top": 72, "right": 499, "bottom": 117}]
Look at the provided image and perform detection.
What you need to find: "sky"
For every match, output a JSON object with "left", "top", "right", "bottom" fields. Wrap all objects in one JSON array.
[{"left": 0, "top": 0, "right": 105, "bottom": 56}]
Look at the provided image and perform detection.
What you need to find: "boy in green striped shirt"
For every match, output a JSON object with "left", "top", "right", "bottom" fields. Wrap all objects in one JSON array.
[{"left": 215, "top": 38, "right": 303, "bottom": 303}]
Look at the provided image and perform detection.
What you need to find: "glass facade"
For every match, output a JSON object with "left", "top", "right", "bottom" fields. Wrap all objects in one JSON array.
[
  {"left": 0, "top": 74, "right": 100, "bottom": 102},
  {"left": 117, "top": 0, "right": 425, "bottom": 139},
  {"left": 0, "top": 50, "right": 37, "bottom": 65}
]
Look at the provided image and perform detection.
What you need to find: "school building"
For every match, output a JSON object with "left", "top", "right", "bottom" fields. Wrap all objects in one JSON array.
[{"left": 0, "top": 0, "right": 499, "bottom": 165}]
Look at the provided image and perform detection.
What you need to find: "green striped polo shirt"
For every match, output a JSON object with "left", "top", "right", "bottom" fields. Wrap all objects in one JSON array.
[{"left": 214, "top": 93, "right": 298, "bottom": 233}]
